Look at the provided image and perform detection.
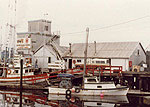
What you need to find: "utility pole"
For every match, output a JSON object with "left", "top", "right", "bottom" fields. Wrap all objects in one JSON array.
[
  {"left": 83, "top": 27, "right": 89, "bottom": 88},
  {"left": 42, "top": 13, "right": 48, "bottom": 72},
  {"left": 20, "top": 58, "right": 23, "bottom": 107}
]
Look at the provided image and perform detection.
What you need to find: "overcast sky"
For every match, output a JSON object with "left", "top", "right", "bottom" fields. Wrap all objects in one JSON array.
[{"left": 1, "top": 0, "right": 150, "bottom": 49}]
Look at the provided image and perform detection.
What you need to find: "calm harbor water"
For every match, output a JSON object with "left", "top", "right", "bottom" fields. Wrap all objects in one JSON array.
[{"left": 0, "top": 89, "right": 148, "bottom": 107}]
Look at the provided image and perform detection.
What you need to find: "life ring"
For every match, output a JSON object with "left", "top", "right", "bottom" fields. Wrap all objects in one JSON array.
[
  {"left": 7, "top": 70, "right": 11, "bottom": 74},
  {"left": 66, "top": 94, "right": 71, "bottom": 100},
  {"left": 66, "top": 89, "right": 71, "bottom": 95},
  {"left": 73, "top": 60, "right": 76, "bottom": 64},
  {"left": 75, "top": 88, "right": 80, "bottom": 93},
  {"left": 6, "top": 97, "right": 11, "bottom": 102}
]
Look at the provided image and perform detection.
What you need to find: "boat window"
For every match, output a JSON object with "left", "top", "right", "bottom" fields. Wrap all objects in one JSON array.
[
  {"left": 15, "top": 70, "right": 18, "bottom": 73},
  {"left": 97, "top": 103, "right": 102, "bottom": 105},
  {"left": 77, "top": 60, "right": 81, "bottom": 62},
  {"left": 29, "top": 69, "right": 32, "bottom": 72},
  {"left": 96, "top": 61, "right": 105, "bottom": 64},
  {"left": 25, "top": 70, "right": 28, "bottom": 73},
  {"left": 97, "top": 86, "right": 102, "bottom": 88},
  {"left": 87, "top": 79, "right": 96, "bottom": 82}
]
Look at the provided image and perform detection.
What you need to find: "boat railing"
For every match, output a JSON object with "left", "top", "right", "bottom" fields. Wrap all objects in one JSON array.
[{"left": 85, "top": 65, "right": 122, "bottom": 76}]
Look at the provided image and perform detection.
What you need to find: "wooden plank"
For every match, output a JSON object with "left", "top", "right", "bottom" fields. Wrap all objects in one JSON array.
[{"left": 128, "top": 90, "right": 150, "bottom": 95}]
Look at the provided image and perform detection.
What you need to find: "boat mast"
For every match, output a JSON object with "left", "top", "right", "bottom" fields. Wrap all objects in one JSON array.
[{"left": 83, "top": 27, "right": 89, "bottom": 88}]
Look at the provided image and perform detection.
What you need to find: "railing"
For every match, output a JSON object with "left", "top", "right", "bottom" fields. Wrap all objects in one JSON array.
[{"left": 85, "top": 65, "right": 122, "bottom": 76}]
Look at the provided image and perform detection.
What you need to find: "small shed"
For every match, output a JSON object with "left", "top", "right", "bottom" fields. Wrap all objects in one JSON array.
[
  {"left": 33, "top": 42, "right": 67, "bottom": 70},
  {"left": 63, "top": 42, "right": 146, "bottom": 71}
]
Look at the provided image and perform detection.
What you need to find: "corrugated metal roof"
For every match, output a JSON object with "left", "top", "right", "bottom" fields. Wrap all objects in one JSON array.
[{"left": 63, "top": 42, "right": 142, "bottom": 59}]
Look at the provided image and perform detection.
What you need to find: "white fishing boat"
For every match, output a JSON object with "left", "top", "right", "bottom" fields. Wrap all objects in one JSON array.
[{"left": 49, "top": 76, "right": 129, "bottom": 96}]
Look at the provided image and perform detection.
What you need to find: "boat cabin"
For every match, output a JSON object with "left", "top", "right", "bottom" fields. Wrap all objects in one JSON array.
[{"left": 84, "top": 76, "right": 116, "bottom": 89}]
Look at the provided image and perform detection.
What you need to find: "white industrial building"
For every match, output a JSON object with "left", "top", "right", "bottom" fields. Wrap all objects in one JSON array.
[
  {"left": 16, "top": 19, "right": 64, "bottom": 70},
  {"left": 17, "top": 19, "right": 60, "bottom": 55},
  {"left": 63, "top": 42, "right": 146, "bottom": 71}
]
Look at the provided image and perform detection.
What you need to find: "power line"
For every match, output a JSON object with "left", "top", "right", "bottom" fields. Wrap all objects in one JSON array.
[
  {"left": 61, "top": 15, "right": 150, "bottom": 35},
  {"left": 91, "top": 15, "right": 150, "bottom": 31}
]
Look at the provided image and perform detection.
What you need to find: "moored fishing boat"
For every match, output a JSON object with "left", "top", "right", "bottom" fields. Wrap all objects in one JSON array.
[
  {"left": 0, "top": 55, "right": 49, "bottom": 85},
  {"left": 49, "top": 76, "right": 129, "bottom": 96}
]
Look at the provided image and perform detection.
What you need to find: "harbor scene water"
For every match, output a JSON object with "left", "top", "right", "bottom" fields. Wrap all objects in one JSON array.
[{"left": 0, "top": 89, "right": 148, "bottom": 107}]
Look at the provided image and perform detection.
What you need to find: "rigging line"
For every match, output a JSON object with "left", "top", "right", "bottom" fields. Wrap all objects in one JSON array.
[
  {"left": 61, "top": 15, "right": 150, "bottom": 35},
  {"left": 91, "top": 15, "right": 150, "bottom": 31}
]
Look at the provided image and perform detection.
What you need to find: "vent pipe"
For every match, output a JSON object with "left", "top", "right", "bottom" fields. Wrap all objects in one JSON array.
[
  {"left": 94, "top": 41, "right": 96, "bottom": 54},
  {"left": 69, "top": 43, "right": 71, "bottom": 53}
]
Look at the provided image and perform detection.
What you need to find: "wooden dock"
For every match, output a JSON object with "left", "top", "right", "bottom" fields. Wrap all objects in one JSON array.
[
  {"left": 93, "top": 71, "right": 150, "bottom": 92},
  {"left": 128, "top": 90, "right": 150, "bottom": 96},
  {"left": 0, "top": 83, "right": 48, "bottom": 90}
]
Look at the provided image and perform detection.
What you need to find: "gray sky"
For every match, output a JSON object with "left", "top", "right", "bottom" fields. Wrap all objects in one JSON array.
[{"left": 1, "top": 0, "right": 150, "bottom": 49}]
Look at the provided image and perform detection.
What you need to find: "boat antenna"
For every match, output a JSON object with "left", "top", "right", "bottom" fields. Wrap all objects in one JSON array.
[{"left": 83, "top": 27, "right": 89, "bottom": 87}]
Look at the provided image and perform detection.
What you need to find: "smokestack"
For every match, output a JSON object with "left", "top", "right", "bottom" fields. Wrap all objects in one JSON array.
[
  {"left": 94, "top": 41, "right": 96, "bottom": 55},
  {"left": 69, "top": 43, "right": 71, "bottom": 53}
]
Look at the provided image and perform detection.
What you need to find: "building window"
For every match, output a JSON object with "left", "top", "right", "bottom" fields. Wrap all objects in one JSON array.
[
  {"left": 29, "top": 69, "right": 32, "bottom": 72},
  {"left": 137, "top": 50, "right": 140, "bottom": 56},
  {"left": 48, "top": 57, "right": 51, "bottom": 63},
  {"left": 77, "top": 60, "right": 81, "bottom": 62},
  {"left": 106, "top": 60, "right": 110, "bottom": 64},
  {"left": 15, "top": 70, "right": 18, "bottom": 74},
  {"left": 25, "top": 70, "right": 28, "bottom": 73},
  {"left": 64, "top": 59, "right": 67, "bottom": 62},
  {"left": 45, "top": 26, "right": 48, "bottom": 31}
]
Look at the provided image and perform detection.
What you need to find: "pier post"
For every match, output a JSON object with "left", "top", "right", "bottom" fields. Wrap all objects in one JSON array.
[
  {"left": 139, "top": 77, "right": 142, "bottom": 91},
  {"left": 148, "top": 78, "right": 150, "bottom": 92},
  {"left": 20, "top": 59, "right": 23, "bottom": 107}
]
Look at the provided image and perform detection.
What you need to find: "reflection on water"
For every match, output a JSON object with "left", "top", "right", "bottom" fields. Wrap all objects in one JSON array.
[
  {"left": 48, "top": 94, "right": 128, "bottom": 107},
  {"left": 0, "top": 89, "right": 148, "bottom": 107}
]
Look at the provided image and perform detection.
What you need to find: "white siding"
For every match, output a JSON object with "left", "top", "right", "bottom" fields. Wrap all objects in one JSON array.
[
  {"left": 130, "top": 44, "right": 146, "bottom": 66},
  {"left": 33, "top": 46, "right": 57, "bottom": 68},
  {"left": 111, "top": 59, "right": 129, "bottom": 71}
]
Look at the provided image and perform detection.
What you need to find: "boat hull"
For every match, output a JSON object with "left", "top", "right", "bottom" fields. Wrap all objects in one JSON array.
[
  {"left": 0, "top": 73, "right": 49, "bottom": 85},
  {"left": 49, "top": 86, "right": 129, "bottom": 96}
]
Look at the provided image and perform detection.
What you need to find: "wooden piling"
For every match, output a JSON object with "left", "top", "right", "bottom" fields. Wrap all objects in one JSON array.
[{"left": 20, "top": 59, "right": 23, "bottom": 107}]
